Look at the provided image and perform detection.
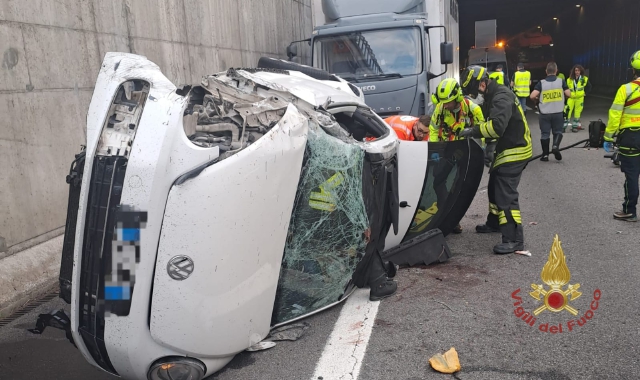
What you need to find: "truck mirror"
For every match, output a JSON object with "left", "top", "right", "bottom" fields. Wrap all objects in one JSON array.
[
  {"left": 286, "top": 43, "right": 298, "bottom": 61},
  {"left": 440, "top": 42, "right": 454, "bottom": 65}
]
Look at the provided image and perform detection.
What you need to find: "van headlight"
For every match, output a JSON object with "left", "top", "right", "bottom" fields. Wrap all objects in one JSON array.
[{"left": 148, "top": 357, "right": 206, "bottom": 380}]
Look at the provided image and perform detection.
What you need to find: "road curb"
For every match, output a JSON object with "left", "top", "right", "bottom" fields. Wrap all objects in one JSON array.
[{"left": 0, "top": 235, "right": 63, "bottom": 319}]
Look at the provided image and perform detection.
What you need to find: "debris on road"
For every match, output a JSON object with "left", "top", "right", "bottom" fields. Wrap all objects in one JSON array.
[
  {"left": 529, "top": 222, "right": 538, "bottom": 225},
  {"left": 245, "top": 341, "right": 277, "bottom": 352},
  {"left": 515, "top": 250, "right": 532, "bottom": 257},
  {"left": 268, "top": 322, "right": 310, "bottom": 341},
  {"left": 429, "top": 347, "right": 461, "bottom": 374}
]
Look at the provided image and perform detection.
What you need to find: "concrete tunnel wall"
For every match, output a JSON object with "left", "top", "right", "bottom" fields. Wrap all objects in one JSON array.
[{"left": 0, "top": 0, "right": 313, "bottom": 257}]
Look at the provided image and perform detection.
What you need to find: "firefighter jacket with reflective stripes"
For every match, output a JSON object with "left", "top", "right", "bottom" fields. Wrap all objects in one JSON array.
[
  {"left": 605, "top": 79, "right": 640, "bottom": 157},
  {"left": 567, "top": 76, "right": 590, "bottom": 99},
  {"left": 469, "top": 81, "right": 532, "bottom": 168},
  {"left": 429, "top": 98, "right": 485, "bottom": 142},
  {"left": 383, "top": 115, "right": 417, "bottom": 141},
  {"left": 539, "top": 77, "right": 565, "bottom": 114},
  {"left": 513, "top": 70, "right": 531, "bottom": 97},
  {"left": 489, "top": 71, "right": 505, "bottom": 85}
]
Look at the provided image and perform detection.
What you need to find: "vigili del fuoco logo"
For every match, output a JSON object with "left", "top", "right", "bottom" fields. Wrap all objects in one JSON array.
[{"left": 511, "top": 235, "right": 602, "bottom": 333}]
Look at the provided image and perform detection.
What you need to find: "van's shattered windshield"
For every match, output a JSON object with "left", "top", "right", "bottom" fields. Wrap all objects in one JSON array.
[
  {"left": 313, "top": 27, "right": 423, "bottom": 80},
  {"left": 272, "top": 124, "right": 368, "bottom": 325}
]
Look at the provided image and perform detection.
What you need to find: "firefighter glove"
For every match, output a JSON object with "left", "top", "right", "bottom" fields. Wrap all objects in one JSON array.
[
  {"left": 458, "top": 128, "right": 474, "bottom": 138},
  {"left": 604, "top": 141, "right": 613, "bottom": 153}
]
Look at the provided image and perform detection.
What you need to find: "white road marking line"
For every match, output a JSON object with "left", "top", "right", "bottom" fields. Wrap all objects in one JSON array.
[{"left": 311, "top": 288, "right": 380, "bottom": 380}]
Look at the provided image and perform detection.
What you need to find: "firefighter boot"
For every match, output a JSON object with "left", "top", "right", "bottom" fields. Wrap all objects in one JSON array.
[
  {"left": 540, "top": 139, "right": 550, "bottom": 162},
  {"left": 552, "top": 134, "right": 563, "bottom": 161},
  {"left": 368, "top": 253, "right": 397, "bottom": 301},
  {"left": 493, "top": 223, "right": 524, "bottom": 254}
]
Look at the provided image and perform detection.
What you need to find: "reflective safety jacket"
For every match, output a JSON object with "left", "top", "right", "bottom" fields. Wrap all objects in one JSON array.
[
  {"left": 383, "top": 115, "right": 418, "bottom": 141},
  {"left": 605, "top": 79, "right": 640, "bottom": 157},
  {"left": 469, "top": 81, "right": 532, "bottom": 168},
  {"left": 567, "top": 76, "right": 590, "bottom": 99},
  {"left": 557, "top": 73, "right": 566, "bottom": 83},
  {"left": 513, "top": 70, "right": 531, "bottom": 97},
  {"left": 489, "top": 71, "right": 505, "bottom": 85},
  {"left": 429, "top": 98, "right": 485, "bottom": 142}
]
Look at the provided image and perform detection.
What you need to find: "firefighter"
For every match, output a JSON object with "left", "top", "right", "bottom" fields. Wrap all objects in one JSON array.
[
  {"left": 566, "top": 64, "right": 592, "bottom": 132},
  {"left": 459, "top": 66, "right": 533, "bottom": 254},
  {"left": 489, "top": 64, "right": 505, "bottom": 85},
  {"left": 429, "top": 78, "right": 485, "bottom": 142},
  {"left": 603, "top": 50, "right": 640, "bottom": 222},
  {"left": 510, "top": 62, "right": 531, "bottom": 113},
  {"left": 429, "top": 78, "right": 486, "bottom": 234},
  {"left": 530, "top": 62, "right": 571, "bottom": 161}
]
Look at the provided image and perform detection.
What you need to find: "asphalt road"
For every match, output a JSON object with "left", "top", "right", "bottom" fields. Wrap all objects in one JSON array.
[{"left": 1, "top": 96, "right": 638, "bottom": 380}]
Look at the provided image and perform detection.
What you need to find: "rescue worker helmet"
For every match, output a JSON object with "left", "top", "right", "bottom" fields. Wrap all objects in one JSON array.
[
  {"left": 461, "top": 65, "right": 489, "bottom": 97},
  {"left": 431, "top": 78, "right": 464, "bottom": 104},
  {"left": 631, "top": 50, "right": 640, "bottom": 70}
]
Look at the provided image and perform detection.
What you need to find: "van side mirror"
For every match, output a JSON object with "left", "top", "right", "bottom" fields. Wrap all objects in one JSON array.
[
  {"left": 286, "top": 43, "right": 298, "bottom": 61},
  {"left": 440, "top": 42, "right": 454, "bottom": 65}
]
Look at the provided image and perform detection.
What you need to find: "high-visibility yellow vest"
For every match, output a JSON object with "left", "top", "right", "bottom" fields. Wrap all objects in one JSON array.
[
  {"left": 513, "top": 71, "right": 531, "bottom": 97},
  {"left": 489, "top": 71, "right": 505, "bottom": 85},
  {"left": 605, "top": 80, "right": 640, "bottom": 156},
  {"left": 568, "top": 76, "right": 589, "bottom": 98}
]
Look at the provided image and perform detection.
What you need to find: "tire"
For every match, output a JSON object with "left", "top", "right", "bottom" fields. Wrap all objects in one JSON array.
[{"left": 257, "top": 57, "right": 339, "bottom": 82}]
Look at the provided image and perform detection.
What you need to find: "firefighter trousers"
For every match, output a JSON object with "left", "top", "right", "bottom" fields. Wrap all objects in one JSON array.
[
  {"left": 485, "top": 161, "right": 527, "bottom": 244},
  {"left": 619, "top": 154, "right": 640, "bottom": 216}
]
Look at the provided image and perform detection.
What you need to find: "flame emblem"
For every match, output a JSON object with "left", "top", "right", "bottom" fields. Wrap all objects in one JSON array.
[{"left": 529, "top": 235, "right": 582, "bottom": 315}]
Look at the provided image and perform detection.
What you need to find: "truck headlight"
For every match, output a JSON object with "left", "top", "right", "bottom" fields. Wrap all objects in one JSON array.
[{"left": 148, "top": 357, "right": 206, "bottom": 380}]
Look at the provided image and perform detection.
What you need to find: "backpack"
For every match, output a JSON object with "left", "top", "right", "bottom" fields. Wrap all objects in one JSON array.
[{"left": 588, "top": 119, "right": 606, "bottom": 148}]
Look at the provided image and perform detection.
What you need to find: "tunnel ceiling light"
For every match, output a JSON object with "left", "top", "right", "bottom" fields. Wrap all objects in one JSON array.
[
  {"left": 553, "top": 17, "right": 558, "bottom": 20},
  {"left": 576, "top": 4, "right": 581, "bottom": 7}
]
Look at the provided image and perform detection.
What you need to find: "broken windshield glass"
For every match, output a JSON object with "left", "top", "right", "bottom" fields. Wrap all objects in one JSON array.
[{"left": 272, "top": 123, "right": 369, "bottom": 325}]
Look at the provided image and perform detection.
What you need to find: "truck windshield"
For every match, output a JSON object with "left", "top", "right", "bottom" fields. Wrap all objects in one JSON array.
[{"left": 313, "top": 28, "right": 422, "bottom": 80}]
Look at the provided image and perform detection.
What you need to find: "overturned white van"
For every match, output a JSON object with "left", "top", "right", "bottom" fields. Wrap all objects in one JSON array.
[{"left": 55, "top": 53, "right": 483, "bottom": 380}]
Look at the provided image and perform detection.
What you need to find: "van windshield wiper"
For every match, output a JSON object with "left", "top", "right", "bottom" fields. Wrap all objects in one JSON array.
[
  {"left": 336, "top": 74, "right": 360, "bottom": 83},
  {"left": 360, "top": 73, "right": 404, "bottom": 80}
]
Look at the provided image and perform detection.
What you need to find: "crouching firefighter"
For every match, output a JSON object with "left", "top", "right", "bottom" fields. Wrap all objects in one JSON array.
[
  {"left": 429, "top": 77, "right": 485, "bottom": 233},
  {"left": 603, "top": 50, "right": 640, "bottom": 222},
  {"left": 458, "top": 66, "right": 533, "bottom": 254}
]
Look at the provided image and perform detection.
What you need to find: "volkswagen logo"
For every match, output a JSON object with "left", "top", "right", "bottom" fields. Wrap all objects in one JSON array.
[{"left": 167, "top": 255, "right": 194, "bottom": 281}]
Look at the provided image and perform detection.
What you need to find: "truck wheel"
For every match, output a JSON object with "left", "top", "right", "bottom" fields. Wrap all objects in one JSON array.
[{"left": 258, "top": 57, "right": 339, "bottom": 82}]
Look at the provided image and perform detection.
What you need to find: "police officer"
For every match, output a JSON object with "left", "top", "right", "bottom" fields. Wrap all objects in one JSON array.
[
  {"left": 530, "top": 62, "right": 571, "bottom": 161},
  {"left": 458, "top": 66, "right": 533, "bottom": 254},
  {"left": 489, "top": 65, "right": 506, "bottom": 85},
  {"left": 603, "top": 50, "right": 640, "bottom": 223},
  {"left": 511, "top": 63, "right": 531, "bottom": 113}
]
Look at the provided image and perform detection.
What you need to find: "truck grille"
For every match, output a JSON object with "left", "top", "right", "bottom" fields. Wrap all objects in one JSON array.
[{"left": 77, "top": 156, "right": 127, "bottom": 375}]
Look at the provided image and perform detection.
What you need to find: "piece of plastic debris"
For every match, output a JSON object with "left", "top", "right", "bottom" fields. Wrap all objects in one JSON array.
[
  {"left": 245, "top": 341, "right": 276, "bottom": 352},
  {"left": 515, "top": 250, "right": 532, "bottom": 257},
  {"left": 429, "top": 347, "right": 461, "bottom": 374},
  {"left": 616, "top": 231, "right": 623, "bottom": 234},
  {"left": 529, "top": 222, "right": 538, "bottom": 225},
  {"left": 268, "top": 322, "right": 310, "bottom": 341}
]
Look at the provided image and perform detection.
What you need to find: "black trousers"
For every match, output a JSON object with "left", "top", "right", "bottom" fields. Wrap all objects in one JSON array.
[
  {"left": 539, "top": 113, "right": 564, "bottom": 140},
  {"left": 485, "top": 161, "right": 527, "bottom": 243},
  {"left": 619, "top": 154, "right": 640, "bottom": 216}
]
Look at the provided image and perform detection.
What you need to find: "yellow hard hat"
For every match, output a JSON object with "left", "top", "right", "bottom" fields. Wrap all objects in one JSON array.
[{"left": 631, "top": 50, "right": 640, "bottom": 70}]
